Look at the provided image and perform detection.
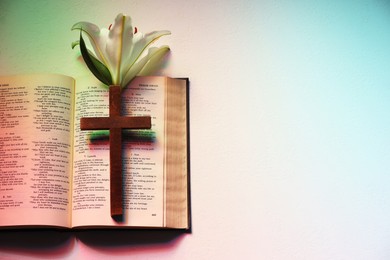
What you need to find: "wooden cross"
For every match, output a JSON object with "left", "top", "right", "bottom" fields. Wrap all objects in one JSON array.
[{"left": 80, "top": 85, "right": 151, "bottom": 220}]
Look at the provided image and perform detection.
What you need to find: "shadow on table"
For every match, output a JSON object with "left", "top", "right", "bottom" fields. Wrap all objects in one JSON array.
[
  {"left": 76, "top": 228, "right": 189, "bottom": 246},
  {"left": 0, "top": 228, "right": 190, "bottom": 257},
  {"left": 0, "top": 230, "right": 74, "bottom": 258}
]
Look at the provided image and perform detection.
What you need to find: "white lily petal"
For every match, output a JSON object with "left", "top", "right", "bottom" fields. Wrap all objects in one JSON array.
[
  {"left": 138, "top": 46, "right": 170, "bottom": 76},
  {"left": 71, "top": 21, "right": 110, "bottom": 71},
  {"left": 105, "top": 13, "right": 134, "bottom": 84},
  {"left": 122, "top": 46, "right": 170, "bottom": 88},
  {"left": 122, "top": 30, "right": 171, "bottom": 77}
]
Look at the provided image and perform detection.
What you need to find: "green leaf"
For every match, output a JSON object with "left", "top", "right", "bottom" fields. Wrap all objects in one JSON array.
[
  {"left": 71, "top": 41, "right": 80, "bottom": 49},
  {"left": 79, "top": 33, "right": 112, "bottom": 86}
]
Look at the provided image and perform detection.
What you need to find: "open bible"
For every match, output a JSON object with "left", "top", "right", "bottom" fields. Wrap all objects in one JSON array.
[{"left": 0, "top": 74, "right": 189, "bottom": 229}]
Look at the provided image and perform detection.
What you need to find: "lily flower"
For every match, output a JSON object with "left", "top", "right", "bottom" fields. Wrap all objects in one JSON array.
[{"left": 71, "top": 13, "right": 170, "bottom": 87}]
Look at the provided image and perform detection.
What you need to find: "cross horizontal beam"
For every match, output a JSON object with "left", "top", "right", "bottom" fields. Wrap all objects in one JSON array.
[{"left": 80, "top": 116, "right": 151, "bottom": 130}]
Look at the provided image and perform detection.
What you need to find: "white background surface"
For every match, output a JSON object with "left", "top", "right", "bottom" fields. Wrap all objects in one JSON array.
[{"left": 1, "top": 0, "right": 390, "bottom": 259}]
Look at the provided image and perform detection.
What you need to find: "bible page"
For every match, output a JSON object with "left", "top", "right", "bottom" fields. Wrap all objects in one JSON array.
[
  {"left": 0, "top": 74, "right": 75, "bottom": 228},
  {"left": 71, "top": 76, "right": 165, "bottom": 228}
]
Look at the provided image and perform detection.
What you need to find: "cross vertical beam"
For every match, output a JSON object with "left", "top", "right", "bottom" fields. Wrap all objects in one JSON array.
[
  {"left": 109, "top": 86, "right": 123, "bottom": 218},
  {"left": 80, "top": 85, "right": 151, "bottom": 220}
]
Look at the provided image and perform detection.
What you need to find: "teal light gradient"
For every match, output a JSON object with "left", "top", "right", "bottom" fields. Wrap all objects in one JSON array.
[{"left": 234, "top": 1, "right": 390, "bottom": 258}]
